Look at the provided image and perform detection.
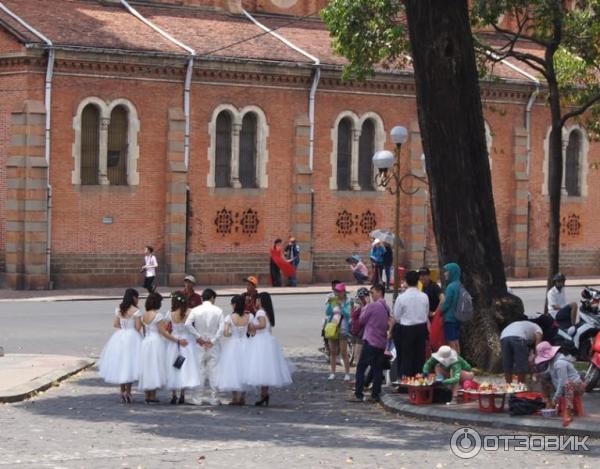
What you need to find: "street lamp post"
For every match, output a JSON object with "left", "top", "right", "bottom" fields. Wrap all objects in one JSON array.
[{"left": 373, "top": 126, "right": 427, "bottom": 301}]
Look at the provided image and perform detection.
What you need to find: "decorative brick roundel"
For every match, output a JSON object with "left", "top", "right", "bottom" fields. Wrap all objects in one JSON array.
[
  {"left": 561, "top": 213, "right": 581, "bottom": 237},
  {"left": 336, "top": 210, "right": 354, "bottom": 236},
  {"left": 360, "top": 210, "right": 377, "bottom": 234},
  {"left": 214, "top": 208, "right": 234, "bottom": 236},
  {"left": 239, "top": 209, "right": 260, "bottom": 236}
]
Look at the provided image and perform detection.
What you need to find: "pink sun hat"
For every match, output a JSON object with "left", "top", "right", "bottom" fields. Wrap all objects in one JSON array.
[
  {"left": 334, "top": 282, "right": 347, "bottom": 292},
  {"left": 534, "top": 341, "right": 561, "bottom": 365}
]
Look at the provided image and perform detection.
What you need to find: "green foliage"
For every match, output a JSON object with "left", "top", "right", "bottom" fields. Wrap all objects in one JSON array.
[{"left": 321, "top": 0, "right": 408, "bottom": 80}]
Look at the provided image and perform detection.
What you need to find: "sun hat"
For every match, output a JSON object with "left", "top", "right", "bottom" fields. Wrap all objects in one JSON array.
[
  {"left": 534, "top": 341, "right": 561, "bottom": 365},
  {"left": 183, "top": 274, "right": 196, "bottom": 284},
  {"left": 244, "top": 276, "right": 258, "bottom": 287},
  {"left": 432, "top": 345, "right": 459, "bottom": 368},
  {"left": 334, "top": 282, "right": 346, "bottom": 292}
]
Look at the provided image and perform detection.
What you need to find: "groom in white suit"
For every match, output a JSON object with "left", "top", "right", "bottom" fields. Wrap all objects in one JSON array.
[{"left": 185, "top": 288, "right": 225, "bottom": 405}]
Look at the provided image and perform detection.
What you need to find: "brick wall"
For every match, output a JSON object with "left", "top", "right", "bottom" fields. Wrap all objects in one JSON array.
[{"left": 528, "top": 250, "right": 600, "bottom": 277}]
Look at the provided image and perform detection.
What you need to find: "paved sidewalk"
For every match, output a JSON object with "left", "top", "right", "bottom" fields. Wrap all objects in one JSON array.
[
  {"left": 381, "top": 388, "right": 600, "bottom": 438},
  {"left": 2, "top": 277, "right": 599, "bottom": 302},
  {"left": 0, "top": 354, "right": 95, "bottom": 403}
]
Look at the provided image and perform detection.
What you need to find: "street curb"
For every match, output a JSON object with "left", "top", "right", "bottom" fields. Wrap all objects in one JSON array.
[
  {"left": 0, "top": 358, "right": 95, "bottom": 403},
  {"left": 380, "top": 393, "right": 600, "bottom": 439}
]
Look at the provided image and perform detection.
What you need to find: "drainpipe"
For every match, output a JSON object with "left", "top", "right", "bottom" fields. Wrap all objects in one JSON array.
[
  {"left": 119, "top": 0, "right": 196, "bottom": 169},
  {"left": 242, "top": 9, "right": 321, "bottom": 171},
  {"left": 0, "top": 2, "right": 55, "bottom": 289}
]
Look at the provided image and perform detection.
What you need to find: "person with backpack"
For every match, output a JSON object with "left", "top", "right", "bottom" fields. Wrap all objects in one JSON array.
[
  {"left": 440, "top": 262, "right": 464, "bottom": 353},
  {"left": 350, "top": 287, "right": 371, "bottom": 366}
]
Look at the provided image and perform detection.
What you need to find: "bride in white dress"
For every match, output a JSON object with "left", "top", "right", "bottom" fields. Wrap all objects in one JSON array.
[
  {"left": 138, "top": 292, "right": 189, "bottom": 404},
  {"left": 216, "top": 295, "right": 251, "bottom": 405},
  {"left": 164, "top": 292, "right": 201, "bottom": 405},
  {"left": 246, "top": 292, "right": 294, "bottom": 406},
  {"left": 98, "top": 288, "right": 143, "bottom": 403}
]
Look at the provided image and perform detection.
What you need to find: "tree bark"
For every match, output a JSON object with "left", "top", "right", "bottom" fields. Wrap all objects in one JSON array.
[{"left": 404, "top": 0, "right": 523, "bottom": 370}]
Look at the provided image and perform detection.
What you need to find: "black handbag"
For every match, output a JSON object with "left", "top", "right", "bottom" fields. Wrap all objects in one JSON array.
[{"left": 173, "top": 343, "right": 185, "bottom": 369}]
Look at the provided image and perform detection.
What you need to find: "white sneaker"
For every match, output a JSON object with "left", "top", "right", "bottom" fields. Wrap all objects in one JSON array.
[
  {"left": 328, "top": 373, "right": 335, "bottom": 380},
  {"left": 344, "top": 374, "right": 351, "bottom": 382}
]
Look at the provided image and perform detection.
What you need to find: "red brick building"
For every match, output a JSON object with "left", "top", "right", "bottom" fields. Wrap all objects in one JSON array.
[{"left": 0, "top": 0, "right": 598, "bottom": 289}]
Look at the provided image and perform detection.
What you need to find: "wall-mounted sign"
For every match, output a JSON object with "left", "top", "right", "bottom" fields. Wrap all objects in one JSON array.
[{"left": 102, "top": 216, "right": 113, "bottom": 225}]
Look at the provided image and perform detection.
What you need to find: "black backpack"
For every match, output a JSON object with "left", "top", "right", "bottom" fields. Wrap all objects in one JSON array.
[{"left": 508, "top": 395, "right": 545, "bottom": 416}]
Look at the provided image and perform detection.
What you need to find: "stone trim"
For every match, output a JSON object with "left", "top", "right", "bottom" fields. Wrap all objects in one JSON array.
[{"left": 71, "top": 97, "right": 140, "bottom": 186}]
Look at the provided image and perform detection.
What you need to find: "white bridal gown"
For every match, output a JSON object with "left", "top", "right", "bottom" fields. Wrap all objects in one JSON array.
[
  {"left": 138, "top": 312, "right": 167, "bottom": 391},
  {"left": 99, "top": 308, "right": 142, "bottom": 384}
]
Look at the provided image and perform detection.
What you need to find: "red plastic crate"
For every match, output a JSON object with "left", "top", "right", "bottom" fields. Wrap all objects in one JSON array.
[
  {"left": 477, "top": 393, "right": 506, "bottom": 413},
  {"left": 407, "top": 386, "right": 433, "bottom": 405}
]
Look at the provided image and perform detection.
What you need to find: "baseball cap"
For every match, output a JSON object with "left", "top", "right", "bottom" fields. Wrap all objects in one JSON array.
[
  {"left": 184, "top": 275, "right": 196, "bottom": 284},
  {"left": 244, "top": 276, "right": 258, "bottom": 286}
]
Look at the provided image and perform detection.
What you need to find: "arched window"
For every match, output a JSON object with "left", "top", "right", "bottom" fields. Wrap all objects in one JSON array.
[
  {"left": 358, "top": 119, "right": 375, "bottom": 190},
  {"left": 215, "top": 111, "right": 232, "bottom": 187},
  {"left": 337, "top": 117, "right": 352, "bottom": 191},
  {"left": 239, "top": 112, "right": 258, "bottom": 188},
  {"left": 107, "top": 105, "right": 128, "bottom": 186},
  {"left": 80, "top": 104, "right": 100, "bottom": 185},
  {"left": 565, "top": 130, "right": 582, "bottom": 196}
]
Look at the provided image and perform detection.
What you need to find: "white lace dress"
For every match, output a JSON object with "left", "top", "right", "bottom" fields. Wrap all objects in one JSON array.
[
  {"left": 164, "top": 311, "right": 202, "bottom": 390},
  {"left": 245, "top": 309, "right": 294, "bottom": 387},
  {"left": 215, "top": 315, "right": 250, "bottom": 391},
  {"left": 138, "top": 312, "right": 167, "bottom": 391},
  {"left": 99, "top": 308, "right": 142, "bottom": 384}
]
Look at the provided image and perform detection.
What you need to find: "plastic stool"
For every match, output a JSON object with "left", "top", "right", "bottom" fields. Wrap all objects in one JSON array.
[
  {"left": 557, "top": 395, "right": 585, "bottom": 417},
  {"left": 408, "top": 386, "right": 433, "bottom": 405},
  {"left": 477, "top": 393, "right": 506, "bottom": 413}
]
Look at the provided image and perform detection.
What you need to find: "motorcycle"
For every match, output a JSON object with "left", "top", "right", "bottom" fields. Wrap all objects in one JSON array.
[{"left": 584, "top": 330, "right": 600, "bottom": 392}]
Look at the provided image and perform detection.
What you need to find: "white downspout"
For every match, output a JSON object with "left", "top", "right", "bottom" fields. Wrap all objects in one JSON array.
[
  {"left": 0, "top": 2, "right": 55, "bottom": 288},
  {"left": 119, "top": 0, "right": 196, "bottom": 169},
  {"left": 242, "top": 9, "right": 321, "bottom": 171}
]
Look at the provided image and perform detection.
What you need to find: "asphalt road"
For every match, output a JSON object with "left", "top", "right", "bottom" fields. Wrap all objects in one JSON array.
[{"left": 0, "top": 286, "right": 586, "bottom": 357}]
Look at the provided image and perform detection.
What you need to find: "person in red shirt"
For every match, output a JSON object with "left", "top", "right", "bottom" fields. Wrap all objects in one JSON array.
[{"left": 182, "top": 275, "right": 202, "bottom": 309}]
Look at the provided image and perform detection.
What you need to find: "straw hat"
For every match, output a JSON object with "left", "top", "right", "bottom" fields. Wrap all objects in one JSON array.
[{"left": 432, "top": 345, "right": 459, "bottom": 368}]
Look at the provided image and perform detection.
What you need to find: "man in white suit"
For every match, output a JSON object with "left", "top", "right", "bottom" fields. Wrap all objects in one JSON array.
[{"left": 185, "top": 288, "right": 225, "bottom": 405}]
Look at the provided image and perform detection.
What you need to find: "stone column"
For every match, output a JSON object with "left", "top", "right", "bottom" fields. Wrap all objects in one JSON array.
[
  {"left": 5, "top": 100, "right": 49, "bottom": 289},
  {"left": 291, "top": 114, "right": 314, "bottom": 283},
  {"left": 408, "top": 120, "right": 428, "bottom": 269},
  {"left": 350, "top": 127, "right": 361, "bottom": 190},
  {"left": 230, "top": 122, "right": 242, "bottom": 188},
  {"left": 98, "top": 116, "right": 110, "bottom": 185},
  {"left": 164, "top": 108, "right": 189, "bottom": 286},
  {"left": 512, "top": 127, "right": 530, "bottom": 277}
]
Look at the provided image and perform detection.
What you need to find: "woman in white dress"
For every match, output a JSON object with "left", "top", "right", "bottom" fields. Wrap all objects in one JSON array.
[
  {"left": 138, "top": 292, "right": 188, "bottom": 404},
  {"left": 217, "top": 295, "right": 251, "bottom": 405},
  {"left": 98, "top": 288, "right": 143, "bottom": 404},
  {"left": 247, "top": 292, "right": 294, "bottom": 406},
  {"left": 164, "top": 292, "right": 200, "bottom": 405}
]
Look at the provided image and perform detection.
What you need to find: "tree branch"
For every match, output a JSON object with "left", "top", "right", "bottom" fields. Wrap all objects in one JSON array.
[{"left": 561, "top": 93, "right": 600, "bottom": 127}]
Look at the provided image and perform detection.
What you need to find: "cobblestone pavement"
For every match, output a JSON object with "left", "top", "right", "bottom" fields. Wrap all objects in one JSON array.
[{"left": 0, "top": 348, "right": 597, "bottom": 469}]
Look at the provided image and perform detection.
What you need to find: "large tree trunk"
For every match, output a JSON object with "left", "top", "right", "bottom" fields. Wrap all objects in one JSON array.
[{"left": 404, "top": 0, "right": 523, "bottom": 370}]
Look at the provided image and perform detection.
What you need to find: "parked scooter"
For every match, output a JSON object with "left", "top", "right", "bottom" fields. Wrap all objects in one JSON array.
[{"left": 584, "top": 330, "right": 600, "bottom": 392}]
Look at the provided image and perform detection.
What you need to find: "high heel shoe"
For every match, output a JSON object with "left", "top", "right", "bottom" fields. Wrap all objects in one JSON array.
[
  {"left": 170, "top": 396, "right": 178, "bottom": 405},
  {"left": 125, "top": 393, "right": 132, "bottom": 404},
  {"left": 178, "top": 395, "right": 185, "bottom": 405},
  {"left": 120, "top": 392, "right": 127, "bottom": 404},
  {"left": 254, "top": 395, "right": 269, "bottom": 407}
]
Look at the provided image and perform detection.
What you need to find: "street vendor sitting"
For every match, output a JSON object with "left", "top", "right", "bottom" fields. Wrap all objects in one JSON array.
[{"left": 423, "top": 345, "right": 474, "bottom": 404}]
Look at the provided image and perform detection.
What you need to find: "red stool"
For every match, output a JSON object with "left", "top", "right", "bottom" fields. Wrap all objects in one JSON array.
[
  {"left": 407, "top": 386, "right": 433, "bottom": 405},
  {"left": 557, "top": 395, "right": 585, "bottom": 417},
  {"left": 477, "top": 393, "right": 506, "bottom": 413}
]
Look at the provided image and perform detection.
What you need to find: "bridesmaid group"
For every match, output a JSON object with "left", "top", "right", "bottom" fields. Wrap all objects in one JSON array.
[{"left": 98, "top": 287, "right": 293, "bottom": 406}]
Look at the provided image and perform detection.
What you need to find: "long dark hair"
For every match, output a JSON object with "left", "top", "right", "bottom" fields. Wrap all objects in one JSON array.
[
  {"left": 119, "top": 288, "right": 139, "bottom": 317},
  {"left": 171, "top": 291, "right": 188, "bottom": 320},
  {"left": 230, "top": 295, "right": 245, "bottom": 316},
  {"left": 258, "top": 292, "right": 275, "bottom": 327}
]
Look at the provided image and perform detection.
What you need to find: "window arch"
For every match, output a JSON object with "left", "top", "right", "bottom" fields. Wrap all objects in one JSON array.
[
  {"left": 80, "top": 104, "right": 100, "bottom": 185},
  {"left": 107, "top": 105, "right": 128, "bottom": 186},
  {"left": 337, "top": 117, "right": 353, "bottom": 191},
  {"left": 542, "top": 125, "right": 589, "bottom": 198},
  {"left": 358, "top": 119, "right": 375, "bottom": 191},
  {"left": 565, "top": 130, "right": 582, "bottom": 196},
  {"left": 330, "top": 111, "right": 385, "bottom": 191},
  {"left": 72, "top": 97, "right": 139, "bottom": 186},
  {"left": 207, "top": 104, "right": 269, "bottom": 189},
  {"left": 240, "top": 112, "right": 258, "bottom": 188},
  {"left": 215, "top": 111, "right": 233, "bottom": 188}
]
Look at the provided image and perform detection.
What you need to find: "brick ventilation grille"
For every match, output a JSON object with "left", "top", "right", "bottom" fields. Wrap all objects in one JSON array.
[
  {"left": 214, "top": 208, "right": 260, "bottom": 237},
  {"left": 336, "top": 210, "right": 377, "bottom": 237}
]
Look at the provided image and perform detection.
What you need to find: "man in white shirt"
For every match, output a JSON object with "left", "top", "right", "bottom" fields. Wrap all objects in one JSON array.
[
  {"left": 393, "top": 270, "right": 430, "bottom": 378},
  {"left": 185, "top": 288, "right": 225, "bottom": 405},
  {"left": 547, "top": 273, "right": 578, "bottom": 327},
  {"left": 500, "top": 320, "right": 543, "bottom": 383},
  {"left": 141, "top": 245, "right": 158, "bottom": 293}
]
